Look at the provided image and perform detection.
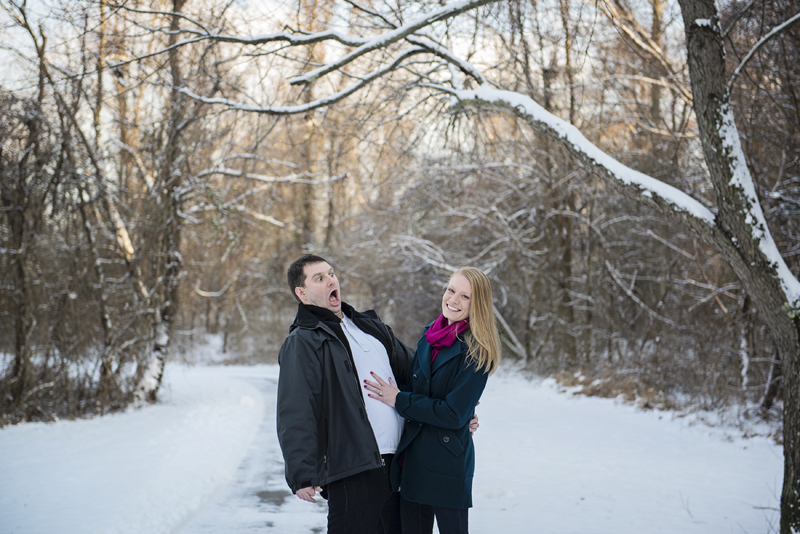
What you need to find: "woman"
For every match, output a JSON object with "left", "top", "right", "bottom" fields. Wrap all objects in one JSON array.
[{"left": 364, "top": 267, "right": 500, "bottom": 534}]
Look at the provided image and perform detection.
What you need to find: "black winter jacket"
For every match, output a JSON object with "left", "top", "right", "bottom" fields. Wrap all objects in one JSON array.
[{"left": 276, "top": 302, "right": 414, "bottom": 493}]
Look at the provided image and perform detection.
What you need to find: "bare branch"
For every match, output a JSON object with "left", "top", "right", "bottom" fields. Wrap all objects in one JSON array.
[
  {"left": 405, "top": 34, "right": 487, "bottom": 86},
  {"left": 194, "top": 167, "right": 346, "bottom": 185},
  {"left": 342, "top": 0, "right": 398, "bottom": 29},
  {"left": 493, "top": 308, "right": 527, "bottom": 359},
  {"left": 598, "top": 0, "right": 693, "bottom": 104},
  {"left": 104, "top": 27, "right": 372, "bottom": 73},
  {"left": 721, "top": 0, "right": 758, "bottom": 38},
  {"left": 605, "top": 261, "right": 681, "bottom": 328},
  {"left": 728, "top": 11, "right": 800, "bottom": 92},
  {"left": 178, "top": 47, "right": 424, "bottom": 114},
  {"left": 194, "top": 279, "right": 234, "bottom": 298},
  {"left": 288, "top": 0, "right": 499, "bottom": 86}
]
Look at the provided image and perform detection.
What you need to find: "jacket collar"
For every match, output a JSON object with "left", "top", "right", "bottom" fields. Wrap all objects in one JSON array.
[
  {"left": 290, "top": 301, "right": 361, "bottom": 331},
  {"left": 418, "top": 322, "right": 466, "bottom": 377}
]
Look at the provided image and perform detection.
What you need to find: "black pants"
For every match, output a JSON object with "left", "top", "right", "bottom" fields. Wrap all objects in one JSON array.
[
  {"left": 327, "top": 455, "right": 400, "bottom": 534},
  {"left": 400, "top": 497, "right": 468, "bottom": 534}
]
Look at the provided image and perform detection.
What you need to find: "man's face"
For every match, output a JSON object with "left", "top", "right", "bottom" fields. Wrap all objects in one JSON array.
[{"left": 295, "top": 262, "right": 342, "bottom": 315}]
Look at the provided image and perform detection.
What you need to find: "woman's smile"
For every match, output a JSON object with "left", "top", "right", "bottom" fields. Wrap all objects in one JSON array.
[{"left": 441, "top": 273, "right": 471, "bottom": 324}]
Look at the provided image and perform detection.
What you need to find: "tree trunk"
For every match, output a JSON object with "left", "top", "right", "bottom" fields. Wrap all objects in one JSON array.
[
  {"left": 457, "top": 3, "right": 800, "bottom": 527},
  {"left": 1, "top": 181, "right": 33, "bottom": 409},
  {"left": 0, "top": 90, "right": 45, "bottom": 413},
  {"left": 134, "top": 0, "right": 188, "bottom": 403},
  {"left": 677, "top": 1, "right": 800, "bottom": 530},
  {"left": 78, "top": 192, "right": 118, "bottom": 411},
  {"left": 761, "top": 349, "right": 782, "bottom": 411}
]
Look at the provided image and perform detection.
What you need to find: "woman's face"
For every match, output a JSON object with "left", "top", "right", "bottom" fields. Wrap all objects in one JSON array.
[{"left": 442, "top": 273, "right": 472, "bottom": 325}]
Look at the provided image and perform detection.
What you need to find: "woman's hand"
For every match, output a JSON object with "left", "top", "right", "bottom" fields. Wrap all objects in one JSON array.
[
  {"left": 364, "top": 372, "right": 399, "bottom": 407},
  {"left": 470, "top": 408, "right": 479, "bottom": 435}
]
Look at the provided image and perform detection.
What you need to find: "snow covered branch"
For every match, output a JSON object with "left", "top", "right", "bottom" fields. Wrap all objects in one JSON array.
[
  {"left": 404, "top": 35, "right": 488, "bottom": 86},
  {"left": 288, "top": 0, "right": 498, "bottom": 86},
  {"left": 450, "top": 85, "right": 717, "bottom": 236},
  {"left": 194, "top": 167, "right": 346, "bottom": 185},
  {"left": 177, "top": 47, "right": 424, "bottom": 114},
  {"left": 105, "top": 6, "right": 375, "bottom": 71}
]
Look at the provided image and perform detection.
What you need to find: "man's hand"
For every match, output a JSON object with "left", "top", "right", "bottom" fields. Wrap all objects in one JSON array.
[
  {"left": 470, "top": 401, "right": 480, "bottom": 435},
  {"left": 296, "top": 485, "right": 324, "bottom": 503}
]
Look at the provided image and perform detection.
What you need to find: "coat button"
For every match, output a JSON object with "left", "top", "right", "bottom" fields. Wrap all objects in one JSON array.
[
  {"left": 413, "top": 374, "right": 417, "bottom": 379},
  {"left": 443, "top": 436, "right": 450, "bottom": 443}
]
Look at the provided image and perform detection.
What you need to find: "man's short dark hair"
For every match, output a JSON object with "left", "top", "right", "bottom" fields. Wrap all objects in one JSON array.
[{"left": 287, "top": 254, "right": 330, "bottom": 303}]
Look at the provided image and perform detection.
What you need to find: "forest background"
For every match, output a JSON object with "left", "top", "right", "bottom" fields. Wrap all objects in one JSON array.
[{"left": 1, "top": 0, "right": 798, "bottom": 528}]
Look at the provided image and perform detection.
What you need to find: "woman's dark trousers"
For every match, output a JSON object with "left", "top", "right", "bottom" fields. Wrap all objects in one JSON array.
[{"left": 400, "top": 497, "right": 468, "bottom": 534}]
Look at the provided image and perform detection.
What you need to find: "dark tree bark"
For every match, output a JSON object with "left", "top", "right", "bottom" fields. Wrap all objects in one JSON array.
[{"left": 677, "top": 1, "right": 800, "bottom": 530}]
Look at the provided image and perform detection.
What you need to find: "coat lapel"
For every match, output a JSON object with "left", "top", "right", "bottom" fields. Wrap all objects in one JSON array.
[
  {"left": 418, "top": 328, "right": 433, "bottom": 380},
  {"left": 431, "top": 339, "right": 463, "bottom": 374}
]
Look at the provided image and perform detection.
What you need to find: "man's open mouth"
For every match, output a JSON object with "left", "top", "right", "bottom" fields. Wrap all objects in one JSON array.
[{"left": 329, "top": 289, "right": 340, "bottom": 304}]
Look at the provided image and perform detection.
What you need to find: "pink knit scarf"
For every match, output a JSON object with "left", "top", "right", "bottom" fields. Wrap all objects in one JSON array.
[{"left": 425, "top": 314, "right": 470, "bottom": 363}]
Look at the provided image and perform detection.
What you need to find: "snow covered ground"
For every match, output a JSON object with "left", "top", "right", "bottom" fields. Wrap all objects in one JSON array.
[{"left": 0, "top": 364, "right": 782, "bottom": 534}]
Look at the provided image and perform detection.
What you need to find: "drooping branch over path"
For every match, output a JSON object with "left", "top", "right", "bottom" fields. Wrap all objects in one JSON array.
[{"left": 112, "top": 0, "right": 800, "bottom": 529}]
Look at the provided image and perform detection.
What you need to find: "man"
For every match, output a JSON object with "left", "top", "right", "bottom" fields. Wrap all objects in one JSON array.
[{"left": 276, "top": 254, "right": 413, "bottom": 534}]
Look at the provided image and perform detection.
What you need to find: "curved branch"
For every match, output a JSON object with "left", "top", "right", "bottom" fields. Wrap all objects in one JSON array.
[
  {"left": 288, "top": 0, "right": 499, "bottom": 86},
  {"left": 451, "top": 86, "right": 718, "bottom": 242},
  {"left": 605, "top": 261, "right": 682, "bottom": 328},
  {"left": 721, "top": 0, "right": 758, "bottom": 38},
  {"left": 343, "top": 0, "right": 398, "bottom": 29},
  {"left": 108, "top": 3, "right": 213, "bottom": 34},
  {"left": 105, "top": 29, "right": 373, "bottom": 73},
  {"left": 177, "top": 47, "right": 425, "bottom": 114},
  {"left": 195, "top": 168, "right": 346, "bottom": 185},
  {"left": 728, "top": 11, "right": 800, "bottom": 92},
  {"left": 405, "top": 35, "right": 487, "bottom": 86}
]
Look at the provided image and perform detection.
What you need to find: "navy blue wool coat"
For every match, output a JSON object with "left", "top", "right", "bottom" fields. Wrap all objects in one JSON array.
[{"left": 390, "top": 324, "right": 489, "bottom": 509}]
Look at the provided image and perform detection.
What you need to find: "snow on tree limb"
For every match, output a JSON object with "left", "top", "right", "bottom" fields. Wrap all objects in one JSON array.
[
  {"left": 716, "top": 102, "right": 800, "bottom": 307},
  {"left": 448, "top": 83, "right": 800, "bottom": 308},
  {"left": 195, "top": 167, "right": 346, "bottom": 185},
  {"left": 451, "top": 85, "right": 715, "bottom": 225},
  {"left": 105, "top": 27, "right": 372, "bottom": 73},
  {"left": 176, "top": 47, "right": 425, "bottom": 114},
  {"left": 288, "top": 0, "right": 498, "bottom": 86},
  {"left": 404, "top": 35, "right": 487, "bottom": 86}
]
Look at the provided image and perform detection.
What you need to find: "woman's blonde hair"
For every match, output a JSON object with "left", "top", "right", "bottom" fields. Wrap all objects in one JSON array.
[{"left": 453, "top": 267, "right": 501, "bottom": 375}]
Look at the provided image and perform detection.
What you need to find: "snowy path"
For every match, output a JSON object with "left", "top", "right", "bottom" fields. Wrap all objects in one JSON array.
[
  {"left": 0, "top": 365, "right": 782, "bottom": 534},
  {"left": 175, "top": 373, "right": 327, "bottom": 533}
]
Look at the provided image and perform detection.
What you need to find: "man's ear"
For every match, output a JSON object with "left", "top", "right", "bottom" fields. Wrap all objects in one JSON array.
[{"left": 295, "top": 286, "right": 306, "bottom": 302}]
